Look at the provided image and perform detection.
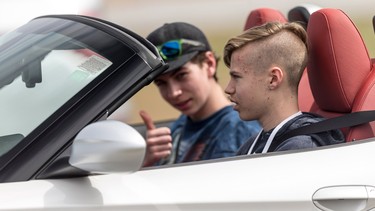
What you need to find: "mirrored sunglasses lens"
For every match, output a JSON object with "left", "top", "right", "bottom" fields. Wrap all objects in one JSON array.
[{"left": 160, "top": 41, "right": 180, "bottom": 59}]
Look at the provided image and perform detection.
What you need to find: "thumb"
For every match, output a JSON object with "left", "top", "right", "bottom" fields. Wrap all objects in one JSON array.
[{"left": 139, "top": 110, "right": 156, "bottom": 130}]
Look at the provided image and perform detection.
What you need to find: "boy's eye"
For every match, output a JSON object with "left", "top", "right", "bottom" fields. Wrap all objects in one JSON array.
[
  {"left": 229, "top": 70, "right": 242, "bottom": 80},
  {"left": 230, "top": 74, "right": 240, "bottom": 79},
  {"left": 154, "top": 80, "right": 166, "bottom": 87},
  {"left": 176, "top": 72, "right": 187, "bottom": 80}
]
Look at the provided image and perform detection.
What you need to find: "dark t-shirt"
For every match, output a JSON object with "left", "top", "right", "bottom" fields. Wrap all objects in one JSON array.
[
  {"left": 160, "top": 106, "right": 261, "bottom": 164},
  {"left": 237, "top": 112, "right": 346, "bottom": 155}
]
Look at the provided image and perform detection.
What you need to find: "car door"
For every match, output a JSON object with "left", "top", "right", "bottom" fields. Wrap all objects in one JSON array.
[
  {"left": 1, "top": 138, "right": 375, "bottom": 210},
  {"left": 93, "top": 140, "right": 374, "bottom": 211}
]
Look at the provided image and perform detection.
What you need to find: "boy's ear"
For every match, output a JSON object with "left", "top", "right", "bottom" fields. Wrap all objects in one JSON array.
[
  {"left": 205, "top": 51, "right": 217, "bottom": 78},
  {"left": 268, "top": 67, "right": 283, "bottom": 90}
]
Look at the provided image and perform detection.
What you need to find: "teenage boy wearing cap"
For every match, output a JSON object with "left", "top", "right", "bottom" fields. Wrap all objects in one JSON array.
[{"left": 140, "top": 22, "right": 261, "bottom": 167}]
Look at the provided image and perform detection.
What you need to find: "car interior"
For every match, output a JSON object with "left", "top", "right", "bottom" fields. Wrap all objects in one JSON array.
[
  {"left": 237, "top": 6, "right": 375, "bottom": 143},
  {"left": 131, "top": 7, "right": 375, "bottom": 146},
  {"left": 307, "top": 8, "right": 375, "bottom": 141}
]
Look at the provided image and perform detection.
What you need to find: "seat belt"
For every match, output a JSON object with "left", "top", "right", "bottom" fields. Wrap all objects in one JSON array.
[{"left": 268, "top": 110, "right": 375, "bottom": 152}]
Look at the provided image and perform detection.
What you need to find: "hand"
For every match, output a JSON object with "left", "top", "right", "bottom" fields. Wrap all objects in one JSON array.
[{"left": 139, "top": 110, "right": 172, "bottom": 167}]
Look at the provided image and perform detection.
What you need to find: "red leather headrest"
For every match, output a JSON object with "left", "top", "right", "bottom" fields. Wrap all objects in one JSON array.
[
  {"left": 244, "top": 8, "right": 287, "bottom": 30},
  {"left": 307, "top": 9, "right": 372, "bottom": 113}
]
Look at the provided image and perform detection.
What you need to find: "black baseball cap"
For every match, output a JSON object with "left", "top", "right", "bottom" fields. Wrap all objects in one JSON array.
[{"left": 147, "top": 22, "right": 212, "bottom": 73}]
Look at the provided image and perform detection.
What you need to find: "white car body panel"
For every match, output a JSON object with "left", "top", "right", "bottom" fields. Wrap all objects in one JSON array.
[{"left": 1, "top": 139, "right": 374, "bottom": 211}]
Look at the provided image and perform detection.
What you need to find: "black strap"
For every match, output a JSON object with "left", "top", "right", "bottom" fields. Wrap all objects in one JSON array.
[{"left": 268, "top": 110, "right": 375, "bottom": 152}]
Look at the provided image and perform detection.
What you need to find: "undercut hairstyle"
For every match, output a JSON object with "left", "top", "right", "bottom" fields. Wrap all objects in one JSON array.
[{"left": 223, "top": 22, "right": 308, "bottom": 92}]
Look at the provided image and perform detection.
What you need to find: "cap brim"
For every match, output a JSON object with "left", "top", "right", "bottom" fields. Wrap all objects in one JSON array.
[{"left": 162, "top": 51, "right": 199, "bottom": 74}]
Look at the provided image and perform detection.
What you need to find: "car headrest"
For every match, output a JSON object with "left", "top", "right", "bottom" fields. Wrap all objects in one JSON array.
[
  {"left": 307, "top": 8, "right": 372, "bottom": 113},
  {"left": 288, "top": 4, "right": 321, "bottom": 28},
  {"left": 244, "top": 8, "right": 287, "bottom": 30}
]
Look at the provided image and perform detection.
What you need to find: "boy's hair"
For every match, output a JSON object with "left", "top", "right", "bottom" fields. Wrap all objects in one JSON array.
[
  {"left": 224, "top": 22, "right": 308, "bottom": 91},
  {"left": 190, "top": 51, "right": 220, "bottom": 81}
]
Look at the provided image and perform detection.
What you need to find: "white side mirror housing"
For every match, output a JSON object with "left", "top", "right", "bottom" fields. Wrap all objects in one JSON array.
[{"left": 69, "top": 120, "right": 146, "bottom": 174}]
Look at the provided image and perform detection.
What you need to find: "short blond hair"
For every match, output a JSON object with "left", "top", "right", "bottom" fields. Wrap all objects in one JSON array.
[{"left": 224, "top": 22, "right": 308, "bottom": 91}]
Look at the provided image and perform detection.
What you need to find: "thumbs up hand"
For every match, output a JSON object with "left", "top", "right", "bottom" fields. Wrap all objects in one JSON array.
[{"left": 140, "top": 110, "right": 172, "bottom": 167}]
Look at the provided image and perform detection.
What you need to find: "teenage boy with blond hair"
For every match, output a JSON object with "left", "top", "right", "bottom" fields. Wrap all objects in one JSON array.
[{"left": 223, "top": 22, "right": 345, "bottom": 155}]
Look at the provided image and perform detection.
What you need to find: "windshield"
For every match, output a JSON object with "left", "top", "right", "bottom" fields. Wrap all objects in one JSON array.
[{"left": 0, "top": 18, "right": 114, "bottom": 155}]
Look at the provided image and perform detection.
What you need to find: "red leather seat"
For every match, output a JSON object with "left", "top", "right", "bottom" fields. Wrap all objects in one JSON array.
[
  {"left": 307, "top": 8, "right": 375, "bottom": 141},
  {"left": 243, "top": 8, "right": 287, "bottom": 31}
]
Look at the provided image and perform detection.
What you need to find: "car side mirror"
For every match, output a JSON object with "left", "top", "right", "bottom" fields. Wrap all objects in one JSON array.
[{"left": 69, "top": 120, "right": 146, "bottom": 174}]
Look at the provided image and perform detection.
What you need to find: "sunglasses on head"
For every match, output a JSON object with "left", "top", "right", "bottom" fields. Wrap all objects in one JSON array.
[{"left": 157, "top": 38, "right": 205, "bottom": 60}]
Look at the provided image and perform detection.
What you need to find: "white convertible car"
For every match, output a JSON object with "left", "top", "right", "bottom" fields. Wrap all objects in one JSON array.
[{"left": 0, "top": 6, "right": 375, "bottom": 211}]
